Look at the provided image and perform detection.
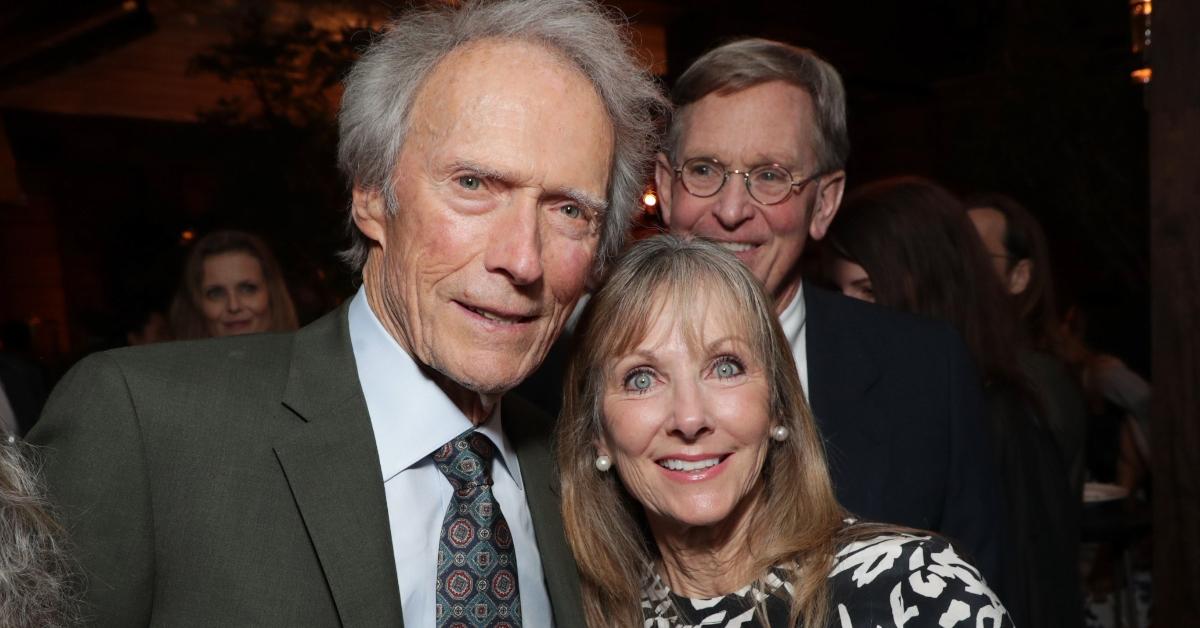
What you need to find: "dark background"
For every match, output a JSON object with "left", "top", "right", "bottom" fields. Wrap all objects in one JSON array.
[{"left": 0, "top": 0, "right": 1150, "bottom": 375}]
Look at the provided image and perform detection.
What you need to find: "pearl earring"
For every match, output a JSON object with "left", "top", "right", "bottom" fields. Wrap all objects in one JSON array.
[
  {"left": 594, "top": 455, "right": 612, "bottom": 472},
  {"left": 770, "top": 425, "right": 789, "bottom": 442}
]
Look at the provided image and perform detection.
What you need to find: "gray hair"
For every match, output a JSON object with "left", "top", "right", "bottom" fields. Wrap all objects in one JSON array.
[
  {"left": 664, "top": 38, "right": 849, "bottom": 175},
  {"left": 0, "top": 440, "right": 80, "bottom": 628},
  {"left": 337, "top": 0, "right": 668, "bottom": 274}
]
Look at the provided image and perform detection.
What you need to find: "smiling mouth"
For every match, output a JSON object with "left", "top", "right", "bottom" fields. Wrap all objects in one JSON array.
[
  {"left": 656, "top": 455, "right": 727, "bottom": 472},
  {"left": 715, "top": 241, "right": 758, "bottom": 254},
  {"left": 458, "top": 302, "right": 535, "bottom": 326}
]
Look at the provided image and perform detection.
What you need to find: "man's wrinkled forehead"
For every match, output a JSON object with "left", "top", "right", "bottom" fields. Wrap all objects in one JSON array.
[{"left": 674, "top": 81, "right": 818, "bottom": 168}]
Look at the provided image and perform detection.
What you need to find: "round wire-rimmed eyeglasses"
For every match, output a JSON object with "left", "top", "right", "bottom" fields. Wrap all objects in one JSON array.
[{"left": 673, "top": 157, "right": 821, "bottom": 205}]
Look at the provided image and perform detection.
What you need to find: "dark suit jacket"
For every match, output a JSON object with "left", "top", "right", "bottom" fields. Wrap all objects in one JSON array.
[
  {"left": 516, "top": 281, "right": 1003, "bottom": 585},
  {"left": 802, "top": 282, "right": 1002, "bottom": 584},
  {"left": 29, "top": 305, "right": 583, "bottom": 627}
]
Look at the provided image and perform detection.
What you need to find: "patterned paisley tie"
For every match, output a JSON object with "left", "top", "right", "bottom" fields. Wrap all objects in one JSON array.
[{"left": 433, "top": 429, "right": 522, "bottom": 627}]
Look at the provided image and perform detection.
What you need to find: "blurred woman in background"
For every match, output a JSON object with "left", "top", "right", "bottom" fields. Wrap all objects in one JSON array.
[
  {"left": 169, "top": 230, "right": 298, "bottom": 339},
  {"left": 823, "top": 177, "right": 1081, "bottom": 628}
]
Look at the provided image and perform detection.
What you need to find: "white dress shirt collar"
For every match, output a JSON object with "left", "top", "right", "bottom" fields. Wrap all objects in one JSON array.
[
  {"left": 777, "top": 281, "right": 810, "bottom": 396},
  {"left": 348, "top": 288, "right": 523, "bottom": 488}
]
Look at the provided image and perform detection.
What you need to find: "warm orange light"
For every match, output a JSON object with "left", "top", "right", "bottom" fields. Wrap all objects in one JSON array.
[
  {"left": 642, "top": 192, "right": 658, "bottom": 207},
  {"left": 181, "top": 229, "right": 196, "bottom": 242},
  {"left": 1131, "top": 68, "right": 1152, "bottom": 83}
]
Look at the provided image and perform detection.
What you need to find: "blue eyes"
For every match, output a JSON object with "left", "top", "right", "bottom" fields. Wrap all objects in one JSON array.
[
  {"left": 629, "top": 372, "right": 653, "bottom": 391},
  {"left": 451, "top": 175, "right": 587, "bottom": 223},
  {"left": 620, "top": 356, "right": 746, "bottom": 393},
  {"left": 714, "top": 359, "right": 744, "bottom": 378}
]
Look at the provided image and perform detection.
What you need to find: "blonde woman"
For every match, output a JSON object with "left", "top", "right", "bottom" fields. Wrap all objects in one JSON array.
[
  {"left": 169, "top": 230, "right": 298, "bottom": 339},
  {"left": 557, "top": 235, "right": 1012, "bottom": 627}
]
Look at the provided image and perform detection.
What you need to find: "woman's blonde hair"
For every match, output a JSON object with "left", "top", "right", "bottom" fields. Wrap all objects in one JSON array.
[
  {"left": 169, "top": 230, "right": 299, "bottom": 340},
  {"left": 557, "top": 235, "right": 847, "bottom": 627}
]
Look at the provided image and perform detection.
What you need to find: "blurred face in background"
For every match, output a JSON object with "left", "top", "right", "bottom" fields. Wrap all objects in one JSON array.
[
  {"left": 829, "top": 257, "right": 874, "bottom": 303},
  {"left": 967, "top": 206, "right": 1031, "bottom": 296},
  {"left": 200, "top": 251, "right": 271, "bottom": 337},
  {"left": 967, "top": 207, "right": 1011, "bottom": 282}
]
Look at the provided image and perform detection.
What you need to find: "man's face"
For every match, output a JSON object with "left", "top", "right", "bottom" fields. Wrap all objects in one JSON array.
[
  {"left": 355, "top": 39, "right": 614, "bottom": 395},
  {"left": 657, "top": 81, "right": 844, "bottom": 309},
  {"left": 967, "top": 207, "right": 1011, "bottom": 282}
]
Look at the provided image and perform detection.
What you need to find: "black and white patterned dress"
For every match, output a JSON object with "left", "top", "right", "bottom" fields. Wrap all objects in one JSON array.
[{"left": 641, "top": 533, "right": 1014, "bottom": 627}]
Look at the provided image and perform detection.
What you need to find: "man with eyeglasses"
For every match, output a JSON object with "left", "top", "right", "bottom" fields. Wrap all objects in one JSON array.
[{"left": 656, "top": 39, "right": 1006, "bottom": 589}]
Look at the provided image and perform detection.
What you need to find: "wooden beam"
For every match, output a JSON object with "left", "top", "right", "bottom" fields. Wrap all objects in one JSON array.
[{"left": 1150, "top": 0, "right": 1200, "bottom": 622}]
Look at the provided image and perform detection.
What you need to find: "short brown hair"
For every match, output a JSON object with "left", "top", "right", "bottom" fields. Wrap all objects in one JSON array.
[{"left": 665, "top": 38, "right": 849, "bottom": 174}]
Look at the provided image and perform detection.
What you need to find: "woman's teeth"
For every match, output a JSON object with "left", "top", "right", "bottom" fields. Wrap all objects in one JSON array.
[{"left": 658, "top": 457, "right": 721, "bottom": 472}]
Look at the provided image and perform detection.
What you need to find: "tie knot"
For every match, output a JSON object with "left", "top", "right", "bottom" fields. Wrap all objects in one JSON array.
[{"left": 433, "top": 430, "right": 497, "bottom": 492}]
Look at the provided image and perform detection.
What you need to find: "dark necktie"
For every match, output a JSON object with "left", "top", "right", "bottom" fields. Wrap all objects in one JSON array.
[{"left": 433, "top": 429, "right": 522, "bottom": 627}]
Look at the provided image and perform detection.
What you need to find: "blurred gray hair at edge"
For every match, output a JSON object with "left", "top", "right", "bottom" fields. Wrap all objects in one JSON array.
[
  {"left": 337, "top": 0, "right": 669, "bottom": 274},
  {"left": 665, "top": 38, "right": 849, "bottom": 175},
  {"left": 0, "top": 440, "right": 81, "bottom": 628}
]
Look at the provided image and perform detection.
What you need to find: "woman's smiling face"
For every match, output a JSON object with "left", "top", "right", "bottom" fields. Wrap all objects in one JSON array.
[{"left": 599, "top": 291, "right": 773, "bottom": 531}]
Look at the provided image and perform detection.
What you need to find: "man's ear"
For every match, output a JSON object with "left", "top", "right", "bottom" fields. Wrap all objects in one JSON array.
[
  {"left": 1008, "top": 259, "right": 1033, "bottom": 295},
  {"left": 808, "top": 170, "right": 847, "bottom": 241},
  {"left": 653, "top": 153, "right": 676, "bottom": 226},
  {"left": 352, "top": 185, "right": 389, "bottom": 249}
]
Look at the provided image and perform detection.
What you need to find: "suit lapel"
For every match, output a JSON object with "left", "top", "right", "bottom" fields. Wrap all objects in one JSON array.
[
  {"left": 503, "top": 396, "right": 585, "bottom": 627},
  {"left": 275, "top": 304, "right": 404, "bottom": 627},
  {"left": 802, "top": 283, "right": 891, "bottom": 509}
]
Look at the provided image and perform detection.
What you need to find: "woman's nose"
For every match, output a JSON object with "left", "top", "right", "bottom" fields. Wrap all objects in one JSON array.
[{"left": 668, "top": 379, "right": 712, "bottom": 442}]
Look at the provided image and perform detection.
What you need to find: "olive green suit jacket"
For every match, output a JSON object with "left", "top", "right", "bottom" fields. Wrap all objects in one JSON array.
[{"left": 29, "top": 305, "right": 584, "bottom": 627}]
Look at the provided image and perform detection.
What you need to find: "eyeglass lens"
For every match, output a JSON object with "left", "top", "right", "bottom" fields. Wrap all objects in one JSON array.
[{"left": 679, "top": 158, "right": 795, "bottom": 204}]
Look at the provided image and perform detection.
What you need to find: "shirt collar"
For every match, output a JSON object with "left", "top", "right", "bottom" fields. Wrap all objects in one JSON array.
[
  {"left": 348, "top": 287, "right": 523, "bottom": 489},
  {"left": 777, "top": 281, "right": 807, "bottom": 345}
]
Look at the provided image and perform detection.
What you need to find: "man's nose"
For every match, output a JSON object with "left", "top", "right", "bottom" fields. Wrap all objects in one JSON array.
[
  {"left": 485, "top": 198, "right": 545, "bottom": 286},
  {"left": 668, "top": 378, "right": 712, "bottom": 442},
  {"left": 713, "top": 174, "right": 756, "bottom": 230}
]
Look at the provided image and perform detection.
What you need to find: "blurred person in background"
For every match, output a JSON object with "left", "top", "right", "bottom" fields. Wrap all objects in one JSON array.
[
  {"left": 168, "top": 230, "right": 298, "bottom": 339},
  {"left": 966, "top": 193, "right": 1089, "bottom": 502},
  {"left": 1059, "top": 304, "right": 1152, "bottom": 492},
  {"left": 824, "top": 176, "right": 1082, "bottom": 628}
]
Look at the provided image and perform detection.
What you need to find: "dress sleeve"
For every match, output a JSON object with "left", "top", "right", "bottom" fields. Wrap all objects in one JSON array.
[{"left": 829, "top": 534, "right": 1015, "bottom": 628}]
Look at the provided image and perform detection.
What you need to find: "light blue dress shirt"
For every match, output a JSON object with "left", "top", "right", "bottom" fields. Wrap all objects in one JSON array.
[{"left": 348, "top": 288, "right": 553, "bottom": 627}]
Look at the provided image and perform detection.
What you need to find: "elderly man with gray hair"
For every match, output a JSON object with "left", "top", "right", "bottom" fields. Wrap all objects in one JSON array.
[
  {"left": 655, "top": 38, "right": 1006, "bottom": 589},
  {"left": 29, "top": 1, "right": 665, "bottom": 626}
]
